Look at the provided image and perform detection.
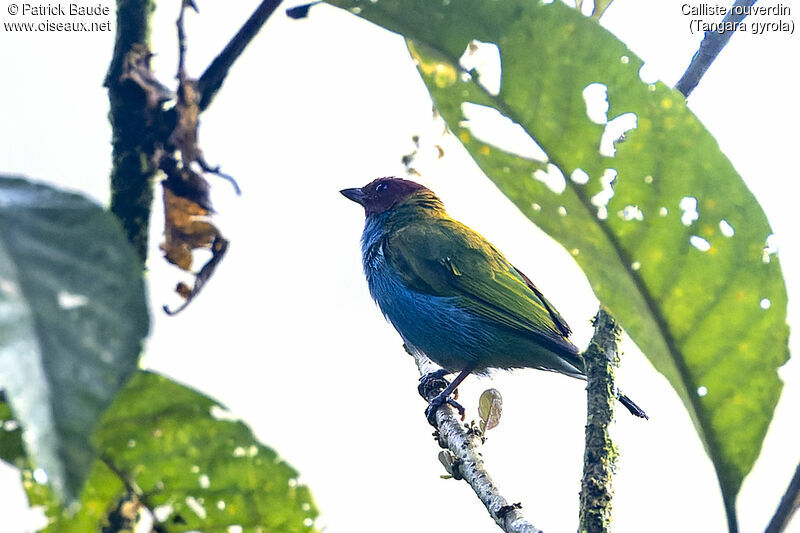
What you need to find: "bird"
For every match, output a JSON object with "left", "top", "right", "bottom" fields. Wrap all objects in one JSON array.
[{"left": 341, "top": 176, "right": 647, "bottom": 423}]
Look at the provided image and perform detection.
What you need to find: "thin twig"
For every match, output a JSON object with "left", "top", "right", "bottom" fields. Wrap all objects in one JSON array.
[
  {"left": 765, "top": 461, "right": 800, "bottom": 533},
  {"left": 675, "top": 0, "right": 758, "bottom": 97},
  {"left": 176, "top": 2, "right": 193, "bottom": 83},
  {"left": 197, "top": 0, "right": 283, "bottom": 111},
  {"left": 100, "top": 454, "right": 146, "bottom": 501},
  {"left": 579, "top": 308, "right": 621, "bottom": 533},
  {"left": 412, "top": 353, "right": 542, "bottom": 533}
]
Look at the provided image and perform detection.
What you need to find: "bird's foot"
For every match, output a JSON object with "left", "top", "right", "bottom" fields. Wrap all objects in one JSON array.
[
  {"left": 425, "top": 391, "right": 465, "bottom": 426},
  {"left": 418, "top": 369, "right": 450, "bottom": 399}
]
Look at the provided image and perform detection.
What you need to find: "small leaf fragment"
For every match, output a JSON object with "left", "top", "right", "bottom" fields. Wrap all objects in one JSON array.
[
  {"left": 159, "top": 182, "right": 229, "bottom": 315},
  {"left": 437, "top": 450, "right": 461, "bottom": 480},
  {"left": 478, "top": 388, "right": 503, "bottom": 433},
  {"left": 160, "top": 184, "right": 217, "bottom": 271},
  {"left": 438, "top": 450, "right": 455, "bottom": 476},
  {"left": 154, "top": 40, "right": 237, "bottom": 315}
]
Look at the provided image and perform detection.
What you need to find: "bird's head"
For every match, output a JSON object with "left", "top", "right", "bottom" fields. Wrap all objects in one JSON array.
[{"left": 340, "top": 177, "right": 433, "bottom": 215}]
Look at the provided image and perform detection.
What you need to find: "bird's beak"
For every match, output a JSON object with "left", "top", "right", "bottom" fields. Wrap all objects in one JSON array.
[{"left": 340, "top": 187, "right": 366, "bottom": 205}]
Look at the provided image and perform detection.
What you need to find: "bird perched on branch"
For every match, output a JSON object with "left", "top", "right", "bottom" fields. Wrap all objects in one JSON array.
[{"left": 341, "top": 177, "right": 647, "bottom": 423}]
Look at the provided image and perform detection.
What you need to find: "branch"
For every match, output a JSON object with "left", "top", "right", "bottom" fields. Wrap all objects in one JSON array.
[
  {"left": 413, "top": 353, "right": 542, "bottom": 533},
  {"left": 197, "top": 0, "right": 283, "bottom": 112},
  {"left": 579, "top": 308, "right": 621, "bottom": 533},
  {"left": 765, "top": 460, "right": 800, "bottom": 533},
  {"left": 104, "top": 0, "right": 159, "bottom": 262},
  {"left": 675, "top": 0, "right": 758, "bottom": 97}
]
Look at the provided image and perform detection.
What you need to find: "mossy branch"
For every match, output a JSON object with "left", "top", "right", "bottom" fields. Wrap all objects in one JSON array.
[
  {"left": 105, "top": 0, "right": 159, "bottom": 262},
  {"left": 579, "top": 308, "right": 621, "bottom": 533}
]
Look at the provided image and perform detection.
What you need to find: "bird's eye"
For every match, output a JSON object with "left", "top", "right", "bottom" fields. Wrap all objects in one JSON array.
[{"left": 375, "top": 182, "right": 389, "bottom": 192}]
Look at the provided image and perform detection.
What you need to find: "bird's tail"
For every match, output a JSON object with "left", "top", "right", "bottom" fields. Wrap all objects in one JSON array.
[{"left": 618, "top": 392, "right": 649, "bottom": 419}]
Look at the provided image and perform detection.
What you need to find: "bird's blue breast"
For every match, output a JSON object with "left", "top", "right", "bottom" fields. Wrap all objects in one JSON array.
[{"left": 360, "top": 214, "right": 493, "bottom": 372}]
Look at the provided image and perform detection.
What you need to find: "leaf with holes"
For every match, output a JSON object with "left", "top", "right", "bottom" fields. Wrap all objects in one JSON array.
[
  {"left": 0, "top": 175, "right": 149, "bottom": 502},
  {"left": 324, "top": 1, "right": 789, "bottom": 529},
  {"left": 34, "top": 371, "right": 319, "bottom": 533}
]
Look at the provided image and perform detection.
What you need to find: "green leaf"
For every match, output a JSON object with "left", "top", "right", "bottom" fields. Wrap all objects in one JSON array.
[
  {"left": 40, "top": 371, "right": 319, "bottom": 533},
  {"left": 324, "top": 1, "right": 789, "bottom": 528},
  {"left": 0, "top": 175, "right": 149, "bottom": 501},
  {"left": 0, "top": 392, "right": 25, "bottom": 466}
]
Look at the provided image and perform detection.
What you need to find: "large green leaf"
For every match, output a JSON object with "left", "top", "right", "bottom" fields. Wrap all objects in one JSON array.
[
  {"left": 36, "top": 371, "right": 319, "bottom": 533},
  {"left": 324, "top": 1, "right": 789, "bottom": 529},
  {"left": 0, "top": 175, "right": 149, "bottom": 501}
]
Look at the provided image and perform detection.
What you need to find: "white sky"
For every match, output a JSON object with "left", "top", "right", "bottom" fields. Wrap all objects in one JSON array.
[{"left": 1, "top": 1, "right": 799, "bottom": 532}]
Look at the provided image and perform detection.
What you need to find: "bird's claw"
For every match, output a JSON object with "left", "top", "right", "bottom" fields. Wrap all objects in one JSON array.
[
  {"left": 425, "top": 393, "right": 465, "bottom": 426},
  {"left": 418, "top": 369, "right": 450, "bottom": 399}
]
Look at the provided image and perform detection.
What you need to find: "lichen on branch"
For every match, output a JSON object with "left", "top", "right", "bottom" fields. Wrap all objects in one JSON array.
[{"left": 579, "top": 308, "right": 622, "bottom": 533}]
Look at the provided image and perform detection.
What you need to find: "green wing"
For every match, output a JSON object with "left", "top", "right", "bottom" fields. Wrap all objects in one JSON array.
[{"left": 384, "top": 217, "right": 573, "bottom": 345}]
